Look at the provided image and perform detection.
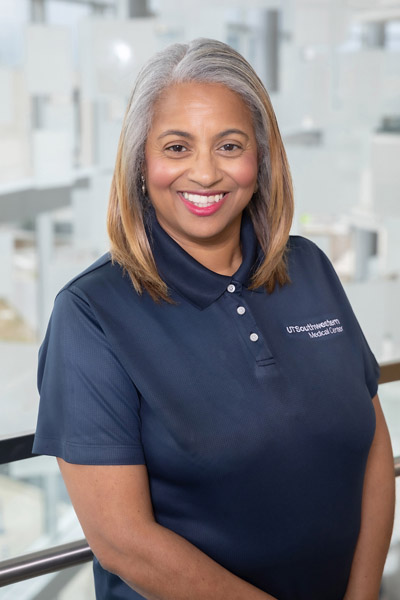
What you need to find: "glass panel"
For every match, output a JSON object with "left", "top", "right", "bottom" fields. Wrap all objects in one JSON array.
[
  {"left": 0, "top": 564, "right": 96, "bottom": 600},
  {"left": 0, "top": 1, "right": 399, "bottom": 598},
  {"left": 0, "top": 456, "right": 82, "bottom": 558},
  {"left": 0, "top": 454, "right": 95, "bottom": 599}
]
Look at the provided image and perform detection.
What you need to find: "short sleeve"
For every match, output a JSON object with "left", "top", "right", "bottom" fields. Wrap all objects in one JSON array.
[
  {"left": 356, "top": 327, "right": 380, "bottom": 399},
  {"left": 313, "top": 241, "right": 380, "bottom": 399},
  {"left": 33, "top": 288, "right": 146, "bottom": 465}
]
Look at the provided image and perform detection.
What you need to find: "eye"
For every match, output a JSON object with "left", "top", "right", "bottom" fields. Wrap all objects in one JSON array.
[
  {"left": 166, "top": 144, "right": 188, "bottom": 153},
  {"left": 219, "top": 143, "right": 241, "bottom": 152}
]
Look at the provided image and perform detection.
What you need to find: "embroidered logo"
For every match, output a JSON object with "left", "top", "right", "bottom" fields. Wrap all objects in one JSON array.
[{"left": 286, "top": 318, "right": 343, "bottom": 339}]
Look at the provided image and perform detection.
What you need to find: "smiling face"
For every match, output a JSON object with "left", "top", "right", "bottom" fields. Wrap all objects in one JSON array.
[{"left": 144, "top": 82, "right": 259, "bottom": 259}]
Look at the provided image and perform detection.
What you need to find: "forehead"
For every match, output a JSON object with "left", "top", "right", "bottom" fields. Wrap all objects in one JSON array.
[{"left": 149, "top": 82, "right": 254, "bottom": 133}]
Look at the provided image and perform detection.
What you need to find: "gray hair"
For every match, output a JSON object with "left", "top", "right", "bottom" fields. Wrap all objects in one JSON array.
[
  {"left": 122, "top": 38, "right": 271, "bottom": 203},
  {"left": 108, "top": 38, "right": 293, "bottom": 300}
]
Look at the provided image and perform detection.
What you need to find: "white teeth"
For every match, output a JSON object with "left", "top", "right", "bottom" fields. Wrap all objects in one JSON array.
[{"left": 182, "top": 192, "right": 225, "bottom": 207}]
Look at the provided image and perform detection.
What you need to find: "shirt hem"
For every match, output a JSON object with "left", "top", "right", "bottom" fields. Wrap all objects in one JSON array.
[{"left": 32, "top": 436, "right": 146, "bottom": 465}]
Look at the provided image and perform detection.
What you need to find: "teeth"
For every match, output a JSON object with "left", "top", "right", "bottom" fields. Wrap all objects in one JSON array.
[{"left": 182, "top": 192, "right": 225, "bottom": 207}]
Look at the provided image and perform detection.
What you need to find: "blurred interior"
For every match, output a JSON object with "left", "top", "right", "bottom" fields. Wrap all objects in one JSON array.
[{"left": 0, "top": 0, "right": 399, "bottom": 598}]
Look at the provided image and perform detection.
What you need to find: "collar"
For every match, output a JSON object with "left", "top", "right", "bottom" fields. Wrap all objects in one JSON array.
[{"left": 147, "top": 208, "right": 263, "bottom": 310}]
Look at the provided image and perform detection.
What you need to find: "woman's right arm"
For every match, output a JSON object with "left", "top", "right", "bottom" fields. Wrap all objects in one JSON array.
[{"left": 58, "top": 459, "right": 276, "bottom": 600}]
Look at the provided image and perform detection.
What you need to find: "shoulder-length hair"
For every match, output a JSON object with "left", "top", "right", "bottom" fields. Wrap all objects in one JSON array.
[{"left": 107, "top": 38, "right": 294, "bottom": 302}]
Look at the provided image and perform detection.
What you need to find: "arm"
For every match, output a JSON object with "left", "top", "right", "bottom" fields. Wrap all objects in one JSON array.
[
  {"left": 344, "top": 394, "right": 395, "bottom": 600},
  {"left": 58, "top": 459, "right": 276, "bottom": 600}
]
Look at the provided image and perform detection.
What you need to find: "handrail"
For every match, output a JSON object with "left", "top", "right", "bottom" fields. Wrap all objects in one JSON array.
[
  {"left": 0, "top": 433, "right": 35, "bottom": 465},
  {"left": 0, "top": 455, "right": 398, "bottom": 587},
  {"left": 0, "top": 539, "right": 93, "bottom": 587},
  {"left": 0, "top": 360, "right": 398, "bottom": 466},
  {"left": 379, "top": 360, "right": 400, "bottom": 384},
  {"left": 0, "top": 360, "right": 398, "bottom": 587}
]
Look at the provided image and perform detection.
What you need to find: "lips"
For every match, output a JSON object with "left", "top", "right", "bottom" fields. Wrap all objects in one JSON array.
[
  {"left": 180, "top": 191, "right": 226, "bottom": 207},
  {"left": 178, "top": 191, "right": 228, "bottom": 216}
]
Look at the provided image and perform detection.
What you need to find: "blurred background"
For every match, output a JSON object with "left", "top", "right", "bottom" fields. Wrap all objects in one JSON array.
[{"left": 0, "top": 0, "right": 399, "bottom": 598}]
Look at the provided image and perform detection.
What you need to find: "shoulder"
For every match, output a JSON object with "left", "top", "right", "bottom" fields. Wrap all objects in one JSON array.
[
  {"left": 58, "top": 253, "right": 113, "bottom": 296},
  {"left": 284, "top": 235, "right": 343, "bottom": 293},
  {"left": 47, "top": 253, "right": 136, "bottom": 337},
  {"left": 41, "top": 256, "right": 128, "bottom": 367},
  {"left": 49, "top": 253, "right": 149, "bottom": 346},
  {"left": 287, "top": 235, "right": 322, "bottom": 255},
  {"left": 287, "top": 235, "right": 334, "bottom": 269},
  {"left": 55, "top": 253, "right": 130, "bottom": 305}
]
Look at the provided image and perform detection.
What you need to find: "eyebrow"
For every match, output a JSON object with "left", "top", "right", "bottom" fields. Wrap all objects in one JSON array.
[
  {"left": 157, "top": 130, "right": 194, "bottom": 140},
  {"left": 157, "top": 128, "right": 249, "bottom": 140},
  {"left": 217, "top": 129, "right": 249, "bottom": 140}
]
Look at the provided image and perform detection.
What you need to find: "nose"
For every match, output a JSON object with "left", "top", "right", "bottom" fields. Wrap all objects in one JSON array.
[{"left": 187, "top": 149, "right": 223, "bottom": 188}]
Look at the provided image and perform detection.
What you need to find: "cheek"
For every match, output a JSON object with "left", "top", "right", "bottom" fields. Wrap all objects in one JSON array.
[
  {"left": 145, "top": 157, "right": 181, "bottom": 189},
  {"left": 230, "top": 155, "right": 258, "bottom": 188}
]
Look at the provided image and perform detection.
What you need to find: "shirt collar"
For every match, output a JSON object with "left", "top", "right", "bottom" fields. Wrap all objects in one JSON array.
[{"left": 147, "top": 208, "right": 263, "bottom": 310}]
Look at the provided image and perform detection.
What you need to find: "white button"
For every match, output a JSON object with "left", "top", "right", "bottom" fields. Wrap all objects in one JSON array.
[
  {"left": 249, "top": 332, "right": 259, "bottom": 342},
  {"left": 227, "top": 284, "right": 236, "bottom": 293},
  {"left": 237, "top": 306, "right": 246, "bottom": 315}
]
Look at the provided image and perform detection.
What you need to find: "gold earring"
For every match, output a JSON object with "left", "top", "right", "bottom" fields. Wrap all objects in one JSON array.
[{"left": 141, "top": 175, "right": 146, "bottom": 196}]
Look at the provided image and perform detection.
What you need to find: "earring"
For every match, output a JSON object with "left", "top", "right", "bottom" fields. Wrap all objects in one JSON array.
[{"left": 141, "top": 175, "right": 146, "bottom": 196}]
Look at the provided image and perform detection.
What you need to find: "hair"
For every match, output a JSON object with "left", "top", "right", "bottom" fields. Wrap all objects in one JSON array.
[{"left": 107, "top": 38, "right": 294, "bottom": 302}]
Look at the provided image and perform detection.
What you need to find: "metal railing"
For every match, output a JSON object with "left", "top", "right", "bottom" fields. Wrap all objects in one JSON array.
[
  {"left": 0, "top": 359, "right": 399, "bottom": 587},
  {"left": 1, "top": 456, "right": 400, "bottom": 587},
  {"left": 395, "top": 454, "right": 400, "bottom": 477},
  {"left": 0, "top": 433, "right": 35, "bottom": 465},
  {"left": 0, "top": 540, "right": 93, "bottom": 587}
]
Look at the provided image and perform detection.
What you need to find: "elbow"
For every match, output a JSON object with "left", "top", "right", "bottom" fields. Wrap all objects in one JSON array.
[
  {"left": 90, "top": 533, "right": 148, "bottom": 581},
  {"left": 95, "top": 548, "right": 119, "bottom": 575},
  {"left": 94, "top": 544, "right": 134, "bottom": 577},
  {"left": 94, "top": 545, "right": 151, "bottom": 594}
]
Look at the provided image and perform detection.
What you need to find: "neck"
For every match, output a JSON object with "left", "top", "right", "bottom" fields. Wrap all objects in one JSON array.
[
  {"left": 181, "top": 237, "right": 243, "bottom": 276},
  {"left": 160, "top": 219, "right": 243, "bottom": 276}
]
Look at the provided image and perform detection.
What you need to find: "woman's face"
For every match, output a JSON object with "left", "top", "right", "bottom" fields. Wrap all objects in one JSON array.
[{"left": 144, "top": 82, "right": 258, "bottom": 252}]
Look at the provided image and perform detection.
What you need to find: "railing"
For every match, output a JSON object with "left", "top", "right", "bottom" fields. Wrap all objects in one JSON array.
[
  {"left": 0, "top": 359, "right": 399, "bottom": 588},
  {"left": 0, "top": 540, "right": 93, "bottom": 587},
  {"left": 379, "top": 360, "right": 400, "bottom": 384},
  {"left": 0, "top": 433, "right": 35, "bottom": 465}
]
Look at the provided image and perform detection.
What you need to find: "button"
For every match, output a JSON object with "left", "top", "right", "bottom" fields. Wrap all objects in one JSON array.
[
  {"left": 237, "top": 306, "right": 246, "bottom": 315},
  {"left": 227, "top": 284, "right": 236, "bottom": 293},
  {"left": 249, "top": 333, "right": 259, "bottom": 342}
]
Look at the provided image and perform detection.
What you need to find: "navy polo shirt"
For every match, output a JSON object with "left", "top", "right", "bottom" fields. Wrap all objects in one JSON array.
[{"left": 33, "top": 210, "right": 379, "bottom": 600}]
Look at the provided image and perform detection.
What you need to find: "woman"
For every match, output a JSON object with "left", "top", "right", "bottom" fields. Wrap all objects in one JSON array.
[{"left": 33, "top": 39, "right": 395, "bottom": 600}]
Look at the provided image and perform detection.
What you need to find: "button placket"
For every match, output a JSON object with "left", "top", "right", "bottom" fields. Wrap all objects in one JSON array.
[{"left": 224, "top": 292, "right": 274, "bottom": 364}]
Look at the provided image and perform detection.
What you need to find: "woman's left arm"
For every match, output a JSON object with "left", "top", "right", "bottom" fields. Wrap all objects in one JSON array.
[{"left": 344, "top": 394, "right": 396, "bottom": 600}]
